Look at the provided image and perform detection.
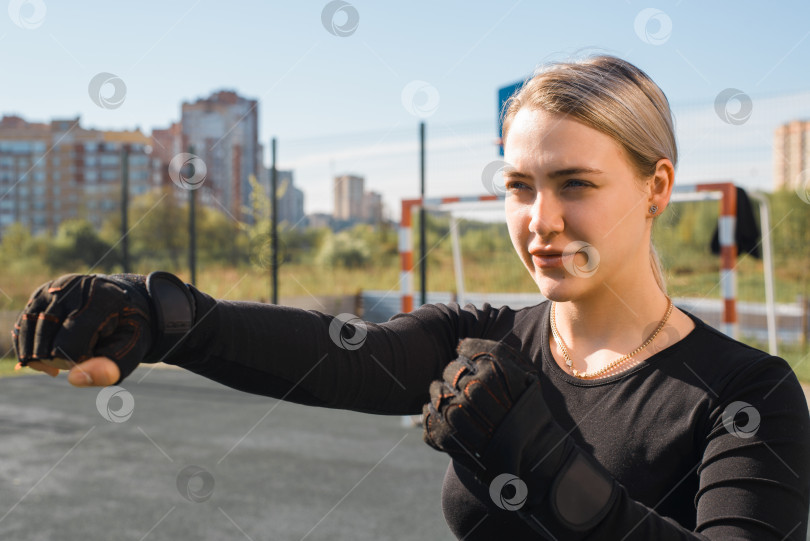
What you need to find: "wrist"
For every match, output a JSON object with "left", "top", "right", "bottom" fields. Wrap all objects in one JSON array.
[
  {"left": 144, "top": 271, "right": 196, "bottom": 362},
  {"left": 480, "top": 382, "right": 572, "bottom": 485},
  {"left": 485, "top": 384, "right": 618, "bottom": 534},
  {"left": 107, "top": 272, "right": 196, "bottom": 363},
  {"left": 543, "top": 449, "right": 617, "bottom": 531}
]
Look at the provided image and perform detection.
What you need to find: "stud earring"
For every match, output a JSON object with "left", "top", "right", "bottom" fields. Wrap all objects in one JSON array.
[{"left": 649, "top": 205, "right": 658, "bottom": 215}]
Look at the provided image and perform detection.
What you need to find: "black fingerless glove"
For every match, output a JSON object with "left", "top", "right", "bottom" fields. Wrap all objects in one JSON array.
[
  {"left": 12, "top": 271, "right": 195, "bottom": 384},
  {"left": 423, "top": 338, "right": 619, "bottom": 535}
]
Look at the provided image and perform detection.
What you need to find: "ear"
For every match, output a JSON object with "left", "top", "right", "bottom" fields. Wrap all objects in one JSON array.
[{"left": 648, "top": 158, "right": 674, "bottom": 216}]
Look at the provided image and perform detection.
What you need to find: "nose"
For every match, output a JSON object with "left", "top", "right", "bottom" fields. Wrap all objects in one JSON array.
[{"left": 528, "top": 191, "right": 564, "bottom": 238}]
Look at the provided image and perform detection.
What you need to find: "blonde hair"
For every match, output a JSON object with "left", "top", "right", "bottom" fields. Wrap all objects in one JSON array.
[{"left": 501, "top": 55, "right": 676, "bottom": 292}]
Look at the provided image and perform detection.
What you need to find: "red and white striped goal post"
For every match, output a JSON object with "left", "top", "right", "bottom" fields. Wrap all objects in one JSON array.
[{"left": 399, "top": 182, "right": 739, "bottom": 337}]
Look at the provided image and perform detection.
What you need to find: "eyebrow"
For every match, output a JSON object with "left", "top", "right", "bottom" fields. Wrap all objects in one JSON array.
[
  {"left": 548, "top": 167, "right": 604, "bottom": 179},
  {"left": 502, "top": 167, "right": 605, "bottom": 180}
]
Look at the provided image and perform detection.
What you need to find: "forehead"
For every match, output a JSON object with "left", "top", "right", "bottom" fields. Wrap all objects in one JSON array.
[{"left": 504, "top": 108, "right": 629, "bottom": 171}]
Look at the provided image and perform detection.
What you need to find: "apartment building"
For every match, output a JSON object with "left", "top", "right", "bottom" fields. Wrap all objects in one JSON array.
[
  {"left": 773, "top": 119, "right": 810, "bottom": 190},
  {"left": 0, "top": 115, "right": 152, "bottom": 235}
]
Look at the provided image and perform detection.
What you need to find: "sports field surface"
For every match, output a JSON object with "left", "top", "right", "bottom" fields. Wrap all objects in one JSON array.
[
  {"left": 0, "top": 367, "right": 455, "bottom": 540},
  {"left": 4, "top": 366, "right": 810, "bottom": 540}
]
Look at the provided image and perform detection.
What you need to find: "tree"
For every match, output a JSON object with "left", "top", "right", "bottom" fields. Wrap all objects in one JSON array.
[
  {"left": 0, "top": 222, "right": 34, "bottom": 262},
  {"left": 316, "top": 229, "right": 372, "bottom": 268},
  {"left": 241, "top": 174, "right": 288, "bottom": 269},
  {"left": 45, "top": 219, "right": 119, "bottom": 272},
  {"left": 196, "top": 205, "right": 249, "bottom": 265},
  {"left": 101, "top": 188, "right": 189, "bottom": 271}
]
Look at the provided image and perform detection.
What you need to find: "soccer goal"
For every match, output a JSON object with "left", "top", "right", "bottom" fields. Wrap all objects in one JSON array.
[{"left": 399, "top": 182, "right": 779, "bottom": 354}]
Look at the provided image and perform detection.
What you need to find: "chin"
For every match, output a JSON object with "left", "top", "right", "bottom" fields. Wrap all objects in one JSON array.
[
  {"left": 532, "top": 271, "right": 588, "bottom": 303},
  {"left": 533, "top": 274, "right": 569, "bottom": 302}
]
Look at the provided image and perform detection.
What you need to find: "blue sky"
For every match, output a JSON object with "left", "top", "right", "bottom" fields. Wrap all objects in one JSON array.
[{"left": 2, "top": 1, "right": 810, "bottom": 216}]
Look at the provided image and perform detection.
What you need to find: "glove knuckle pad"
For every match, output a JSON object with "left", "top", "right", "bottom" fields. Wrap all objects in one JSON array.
[
  {"left": 17, "top": 313, "right": 39, "bottom": 360},
  {"left": 32, "top": 316, "right": 63, "bottom": 359},
  {"left": 445, "top": 404, "right": 489, "bottom": 449},
  {"left": 442, "top": 358, "right": 473, "bottom": 389},
  {"left": 463, "top": 378, "right": 510, "bottom": 420}
]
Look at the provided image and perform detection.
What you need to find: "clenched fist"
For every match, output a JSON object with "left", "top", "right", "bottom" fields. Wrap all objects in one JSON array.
[{"left": 12, "top": 272, "right": 195, "bottom": 386}]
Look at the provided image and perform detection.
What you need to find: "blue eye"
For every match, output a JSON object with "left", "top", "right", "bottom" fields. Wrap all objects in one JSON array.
[
  {"left": 563, "top": 179, "right": 589, "bottom": 189},
  {"left": 505, "top": 180, "right": 529, "bottom": 192}
]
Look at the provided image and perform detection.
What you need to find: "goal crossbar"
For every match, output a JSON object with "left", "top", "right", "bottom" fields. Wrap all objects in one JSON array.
[{"left": 399, "top": 182, "right": 778, "bottom": 351}]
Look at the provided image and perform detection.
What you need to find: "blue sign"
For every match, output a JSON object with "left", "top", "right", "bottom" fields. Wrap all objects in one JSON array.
[{"left": 497, "top": 80, "right": 524, "bottom": 155}]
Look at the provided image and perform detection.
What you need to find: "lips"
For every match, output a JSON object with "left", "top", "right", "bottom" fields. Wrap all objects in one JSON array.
[
  {"left": 532, "top": 254, "right": 562, "bottom": 268},
  {"left": 529, "top": 248, "right": 564, "bottom": 268}
]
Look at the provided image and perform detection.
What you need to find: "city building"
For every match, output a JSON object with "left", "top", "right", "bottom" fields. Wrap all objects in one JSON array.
[
  {"left": 150, "top": 121, "right": 183, "bottom": 187},
  {"left": 275, "top": 169, "right": 305, "bottom": 227},
  {"left": 363, "top": 190, "right": 383, "bottom": 224},
  {"left": 85, "top": 129, "right": 153, "bottom": 229},
  {"left": 255, "top": 167, "right": 306, "bottom": 227},
  {"left": 333, "top": 174, "right": 385, "bottom": 225},
  {"left": 0, "top": 115, "right": 152, "bottom": 235},
  {"left": 306, "top": 212, "right": 333, "bottom": 229},
  {"left": 0, "top": 115, "right": 50, "bottom": 233},
  {"left": 334, "top": 174, "right": 364, "bottom": 221},
  {"left": 181, "top": 90, "right": 261, "bottom": 221},
  {"left": 0, "top": 90, "right": 294, "bottom": 238},
  {"left": 773, "top": 119, "right": 810, "bottom": 190}
]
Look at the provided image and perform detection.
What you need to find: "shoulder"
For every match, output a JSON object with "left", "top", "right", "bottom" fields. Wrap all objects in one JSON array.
[
  {"left": 675, "top": 312, "right": 790, "bottom": 380},
  {"left": 386, "top": 300, "right": 549, "bottom": 344},
  {"left": 389, "top": 300, "right": 548, "bottom": 323},
  {"left": 677, "top": 315, "right": 809, "bottom": 430}
]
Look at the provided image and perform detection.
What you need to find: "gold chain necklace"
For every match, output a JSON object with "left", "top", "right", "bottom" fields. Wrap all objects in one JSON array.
[{"left": 550, "top": 297, "right": 673, "bottom": 379}]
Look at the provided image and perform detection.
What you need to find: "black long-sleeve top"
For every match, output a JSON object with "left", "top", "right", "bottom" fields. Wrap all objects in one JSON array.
[{"left": 167, "top": 288, "right": 810, "bottom": 540}]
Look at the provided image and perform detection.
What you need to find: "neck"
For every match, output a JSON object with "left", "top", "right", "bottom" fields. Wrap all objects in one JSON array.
[{"left": 551, "top": 275, "right": 670, "bottom": 356}]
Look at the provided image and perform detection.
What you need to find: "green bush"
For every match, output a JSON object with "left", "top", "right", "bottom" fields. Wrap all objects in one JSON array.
[
  {"left": 316, "top": 230, "right": 372, "bottom": 268},
  {"left": 46, "top": 219, "right": 119, "bottom": 272}
]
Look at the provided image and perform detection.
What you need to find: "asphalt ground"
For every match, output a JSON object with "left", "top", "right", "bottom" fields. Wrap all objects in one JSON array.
[
  {"left": 4, "top": 367, "right": 810, "bottom": 541},
  {"left": 0, "top": 367, "right": 456, "bottom": 541}
]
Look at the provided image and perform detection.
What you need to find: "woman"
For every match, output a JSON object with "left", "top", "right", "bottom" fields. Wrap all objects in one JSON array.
[{"left": 15, "top": 55, "right": 810, "bottom": 539}]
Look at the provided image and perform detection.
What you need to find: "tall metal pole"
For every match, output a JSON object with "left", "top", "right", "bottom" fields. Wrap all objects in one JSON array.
[
  {"left": 419, "top": 122, "right": 426, "bottom": 308},
  {"left": 188, "top": 145, "right": 197, "bottom": 286},
  {"left": 120, "top": 145, "right": 130, "bottom": 273},
  {"left": 270, "top": 137, "right": 278, "bottom": 304}
]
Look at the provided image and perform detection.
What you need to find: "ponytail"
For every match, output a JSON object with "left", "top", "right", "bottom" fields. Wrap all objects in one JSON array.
[{"left": 649, "top": 240, "right": 667, "bottom": 293}]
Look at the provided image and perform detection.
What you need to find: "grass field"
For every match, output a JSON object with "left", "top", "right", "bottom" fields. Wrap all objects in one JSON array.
[
  {"left": 0, "top": 255, "right": 804, "bottom": 308},
  {"left": 1, "top": 255, "right": 808, "bottom": 381},
  {"left": 0, "top": 357, "right": 18, "bottom": 377},
  {"left": 0, "top": 357, "right": 45, "bottom": 378}
]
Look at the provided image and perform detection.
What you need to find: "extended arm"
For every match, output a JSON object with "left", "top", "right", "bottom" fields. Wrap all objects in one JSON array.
[
  {"left": 13, "top": 271, "right": 506, "bottom": 412},
  {"left": 168, "top": 285, "right": 513, "bottom": 414}
]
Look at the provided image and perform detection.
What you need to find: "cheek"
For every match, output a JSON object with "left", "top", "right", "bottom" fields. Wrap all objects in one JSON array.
[
  {"left": 598, "top": 205, "right": 648, "bottom": 248},
  {"left": 505, "top": 203, "right": 529, "bottom": 249},
  {"left": 585, "top": 207, "right": 648, "bottom": 270}
]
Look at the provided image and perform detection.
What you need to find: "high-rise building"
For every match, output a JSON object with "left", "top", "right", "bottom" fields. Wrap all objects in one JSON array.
[
  {"left": 85, "top": 130, "right": 153, "bottom": 229},
  {"left": 363, "top": 191, "right": 383, "bottom": 224},
  {"left": 150, "top": 121, "right": 183, "bottom": 186},
  {"left": 773, "top": 119, "right": 810, "bottom": 190},
  {"left": 276, "top": 170, "right": 305, "bottom": 227},
  {"left": 181, "top": 90, "right": 261, "bottom": 221},
  {"left": 0, "top": 115, "right": 50, "bottom": 233},
  {"left": 0, "top": 115, "right": 152, "bottom": 235},
  {"left": 334, "top": 174, "right": 364, "bottom": 221},
  {"left": 254, "top": 167, "right": 305, "bottom": 227}
]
